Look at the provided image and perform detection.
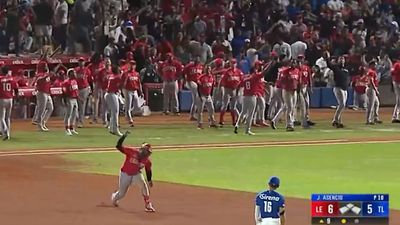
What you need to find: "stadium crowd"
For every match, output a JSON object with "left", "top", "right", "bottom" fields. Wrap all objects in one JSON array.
[{"left": 1, "top": 0, "right": 400, "bottom": 139}]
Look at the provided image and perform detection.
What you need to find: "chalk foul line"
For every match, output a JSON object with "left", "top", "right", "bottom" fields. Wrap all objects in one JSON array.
[{"left": 1, "top": 139, "right": 400, "bottom": 157}]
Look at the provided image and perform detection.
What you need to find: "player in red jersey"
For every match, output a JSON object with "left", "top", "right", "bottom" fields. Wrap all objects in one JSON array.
[
  {"left": 89, "top": 54, "right": 106, "bottom": 124},
  {"left": 122, "top": 61, "right": 142, "bottom": 126},
  {"left": 158, "top": 53, "right": 183, "bottom": 115},
  {"left": 197, "top": 65, "right": 217, "bottom": 129},
  {"left": 219, "top": 59, "right": 243, "bottom": 126},
  {"left": 104, "top": 65, "right": 123, "bottom": 136},
  {"left": 211, "top": 58, "right": 226, "bottom": 110},
  {"left": 74, "top": 57, "right": 92, "bottom": 127},
  {"left": 97, "top": 58, "right": 112, "bottom": 126},
  {"left": 391, "top": 61, "right": 400, "bottom": 123},
  {"left": 271, "top": 60, "right": 300, "bottom": 131},
  {"left": 0, "top": 67, "right": 18, "bottom": 140},
  {"left": 365, "top": 61, "right": 381, "bottom": 125},
  {"left": 62, "top": 69, "right": 80, "bottom": 136},
  {"left": 350, "top": 68, "right": 367, "bottom": 111},
  {"left": 111, "top": 131, "right": 155, "bottom": 212},
  {"left": 234, "top": 61, "right": 265, "bottom": 135},
  {"left": 34, "top": 61, "right": 54, "bottom": 132},
  {"left": 253, "top": 61, "right": 269, "bottom": 127},
  {"left": 183, "top": 55, "right": 204, "bottom": 120},
  {"left": 297, "top": 55, "right": 314, "bottom": 128}
]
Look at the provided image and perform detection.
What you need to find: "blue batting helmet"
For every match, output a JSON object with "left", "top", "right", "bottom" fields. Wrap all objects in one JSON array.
[{"left": 268, "top": 176, "right": 280, "bottom": 187}]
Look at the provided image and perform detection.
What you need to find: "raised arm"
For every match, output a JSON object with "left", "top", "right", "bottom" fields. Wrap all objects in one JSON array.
[{"left": 116, "top": 131, "right": 130, "bottom": 151}]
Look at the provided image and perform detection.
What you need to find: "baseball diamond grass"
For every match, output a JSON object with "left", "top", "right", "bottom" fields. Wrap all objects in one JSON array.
[
  {"left": 2, "top": 120, "right": 400, "bottom": 150},
  {"left": 63, "top": 143, "right": 400, "bottom": 210}
]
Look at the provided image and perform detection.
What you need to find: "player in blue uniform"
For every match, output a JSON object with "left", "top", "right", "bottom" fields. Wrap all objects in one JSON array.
[{"left": 255, "top": 176, "right": 286, "bottom": 225}]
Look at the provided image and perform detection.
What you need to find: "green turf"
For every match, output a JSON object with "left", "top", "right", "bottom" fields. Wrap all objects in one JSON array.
[
  {"left": 63, "top": 143, "right": 400, "bottom": 209},
  {"left": 2, "top": 121, "right": 400, "bottom": 150}
]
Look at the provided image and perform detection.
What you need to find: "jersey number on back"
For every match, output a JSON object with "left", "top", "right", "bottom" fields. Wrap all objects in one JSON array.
[
  {"left": 2, "top": 83, "right": 11, "bottom": 91},
  {"left": 245, "top": 81, "right": 251, "bottom": 90},
  {"left": 264, "top": 201, "right": 272, "bottom": 213}
]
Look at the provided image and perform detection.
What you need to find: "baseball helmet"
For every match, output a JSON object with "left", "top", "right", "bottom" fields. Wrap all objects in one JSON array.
[
  {"left": 141, "top": 143, "right": 152, "bottom": 153},
  {"left": 268, "top": 176, "right": 280, "bottom": 187}
]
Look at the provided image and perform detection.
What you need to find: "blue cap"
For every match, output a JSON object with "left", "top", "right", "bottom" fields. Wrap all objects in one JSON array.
[{"left": 268, "top": 176, "right": 280, "bottom": 187}]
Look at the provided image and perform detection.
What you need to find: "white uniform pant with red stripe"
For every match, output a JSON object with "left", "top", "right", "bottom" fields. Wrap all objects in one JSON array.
[{"left": 0, "top": 98, "right": 12, "bottom": 137}]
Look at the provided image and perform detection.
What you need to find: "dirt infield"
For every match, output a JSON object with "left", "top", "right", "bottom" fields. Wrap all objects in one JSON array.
[{"left": 0, "top": 155, "right": 309, "bottom": 225}]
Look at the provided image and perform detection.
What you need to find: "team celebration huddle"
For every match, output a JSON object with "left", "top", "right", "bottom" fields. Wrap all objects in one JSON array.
[{"left": 2, "top": 48, "right": 400, "bottom": 140}]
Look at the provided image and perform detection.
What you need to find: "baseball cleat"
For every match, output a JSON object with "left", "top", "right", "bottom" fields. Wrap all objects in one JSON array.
[
  {"left": 209, "top": 124, "right": 218, "bottom": 128},
  {"left": 77, "top": 124, "right": 83, "bottom": 128},
  {"left": 336, "top": 123, "right": 345, "bottom": 128},
  {"left": 374, "top": 119, "right": 383, "bottom": 124},
  {"left": 246, "top": 131, "right": 255, "bottom": 135},
  {"left": 111, "top": 193, "right": 119, "bottom": 207},
  {"left": 71, "top": 130, "right": 79, "bottom": 135},
  {"left": 294, "top": 121, "right": 301, "bottom": 126},
  {"left": 2, "top": 135, "right": 10, "bottom": 141},
  {"left": 332, "top": 121, "right": 338, "bottom": 127},
  {"left": 174, "top": 112, "right": 181, "bottom": 116},
  {"left": 234, "top": 126, "right": 238, "bottom": 134},
  {"left": 197, "top": 124, "right": 204, "bottom": 129},
  {"left": 391, "top": 119, "right": 400, "bottom": 123},
  {"left": 39, "top": 127, "right": 49, "bottom": 132},
  {"left": 259, "top": 122, "right": 270, "bottom": 127},
  {"left": 65, "top": 130, "right": 73, "bottom": 136},
  {"left": 189, "top": 117, "right": 197, "bottom": 121},
  {"left": 271, "top": 121, "right": 277, "bottom": 130},
  {"left": 286, "top": 127, "right": 294, "bottom": 132},
  {"left": 163, "top": 111, "right": 170, "bottom": 115},
  {"left": 307, "top": 120, "right": 316, "bottom": 126},
  {"left": 366, "top": 122, "right": 375, "bottom": 125},
  {"left": 32, "top": 121, "right": 39, "bottom": 125},
  {"left": 145, "top": 203, "right": 156, "bottom": 213}
]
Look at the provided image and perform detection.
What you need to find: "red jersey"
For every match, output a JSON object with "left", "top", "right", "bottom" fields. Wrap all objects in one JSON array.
[
  {"left": 198, "top": 73, "right": 214, "bottom": 96},
  {"left": 36, "top": 72, "right": 52, "bottom": 94},
  {"left": 62, "top": 78, "right": 79, "bottom": 98},
  {"left": 118, "top": 146, "right": 152, "bottom": 176},
  {"left": 159, "top": 60, "right": 183, "bottom": 81},
  {"left": 99, "top": 67, "right": 112, "bottom": 90},
  {"left": 123, "top": 71, "right": 141, "bottom": 91},
  {"left": 391, "top": 62, "right": 400, "bottom": 83},
  {"left": 275, "top": 67, "right": 285, "bottom": 89},
  {"left": 255, "top": 77, "right": 265, "bottom": 97},
  {"left": 0, "top": 76, "right": 18, "bottom": 99},
  {"left": 280, "top": 67, "right": 300, "bottom": 91},
  {"left": 88, "top": 62, "right": 105, "bottom": 84},
  {"left": 183, "top": 62, "right": 204, "bottom": 82},
  {"left": 121, "top": 64, "right": 130, "bottom": 73},
  {"left": 240, "top": 72, "right": 264, "bottom": 96},
  {"left": 220, "top": 68, "right": 243, "bottom": 89},
  {"left": 211, "top": 67, "right": 226, "bottom": 86},
  {"left": 106, "top": 74, "right": 122, "bottom": 93},
  {"left": 52, "top": 78, "right": 64, "bottom": 88},
  {"left": 299, "top": 64, "right": 312, "bottom": 86},
  {"left": 353, "top": 75, "right": 367, "bottom": 94},
  {"left": 366, "top": 69, "right": 379, "bottom": 87},
  {"left": 74, "top": 66, "right": 91, "bottom": 90}
]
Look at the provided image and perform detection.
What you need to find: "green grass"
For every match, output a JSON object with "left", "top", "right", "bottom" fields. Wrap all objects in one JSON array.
[
  {"left": 3, "top": 121, "right": 400, "bottom": 150},
  {"left": 63, "top": 143, "right": 400, "bottom": 209}
]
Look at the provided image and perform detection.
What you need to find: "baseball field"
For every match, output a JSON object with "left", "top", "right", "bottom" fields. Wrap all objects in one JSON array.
[{"left": 1, "top": 108, "right": 400, "bottom": 225}]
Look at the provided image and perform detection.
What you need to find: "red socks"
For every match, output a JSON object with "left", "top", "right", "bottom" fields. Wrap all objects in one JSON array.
[
  {"left": 143, "top": 195, "right": 150, "bottom": 204},
  {"left": 230, "top": 111, "right": 236, "bottom": 124}
]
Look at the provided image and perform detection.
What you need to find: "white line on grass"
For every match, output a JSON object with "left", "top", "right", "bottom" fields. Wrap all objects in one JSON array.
[{"left": 1, "top": 139, "right": 400, "bottom": 157}]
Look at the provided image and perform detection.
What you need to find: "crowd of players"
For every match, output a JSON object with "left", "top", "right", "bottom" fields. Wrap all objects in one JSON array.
[{"left": 1, "top": 48, "right": 400, "bottom": 140}]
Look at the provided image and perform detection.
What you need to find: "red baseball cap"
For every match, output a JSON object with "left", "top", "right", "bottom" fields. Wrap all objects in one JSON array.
[
  {"left": 254, "top": 60, "right": 263, "bottom": 66},
  {"left": 126, "top": 51, "right": 134, "bottom": 60},
  {"left": 217, "top": 51, "right": 225, "bottom": 58},
  {"left": 230, "top": 58, "right": 237, "bottom": 63},
  {"left": 78, "top": 57, "right": 85, "bottom": 61},
  {"left": 166, "top": 52, "right": 173, "bottom": 57},
  {"left": 215, "top": 58, "right": 223, "bottom": 66},
  {"left": 270, "top": 51, "right": 278, "bottom": 58},
  {"left": 129, "top": 60, "right": 136, "bottom": 65}
]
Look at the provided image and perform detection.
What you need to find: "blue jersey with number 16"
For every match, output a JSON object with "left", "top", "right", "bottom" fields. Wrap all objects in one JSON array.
[{"left": 255, "top": 190, "right": 285, "bottom": 219}]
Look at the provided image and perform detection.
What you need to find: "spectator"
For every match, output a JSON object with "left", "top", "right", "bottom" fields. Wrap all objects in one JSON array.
[
  {"left": 290, "top": 15, "right": 307, "bottom": 42},
  {"left": 5, "top": 0, "right": 20, "bottom": 56},
  {"left": 272, "top": 39, "right": 292, "bottom": 61},
  {"left": 69, "top": 0, "right": 93, "bottom": 54},
  {"left": 327, "top": 0, "right": 344, "bottom": 12},
  {"left": 231, "top": 29, "right": 246, "bottom": 58},
  {"left": 32, "top": 0, "right": 54, "bottom": 52},
  {"left": 291, "top": 40, "right": 307, "bottom": 60},
  {"left": 352, "top": 19, "right": 367, "bottom": 52},
  {"left": 103, "top": 37, "right": 119, "bottom": 64},
  {"left": 54, "top": 0, "right": 68, "bottom": 51}
]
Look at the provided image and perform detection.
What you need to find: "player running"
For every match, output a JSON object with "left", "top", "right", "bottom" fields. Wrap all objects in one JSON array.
[
  {"left": 183, "top": 55, "right": 204, "bottom": 120},
  {"left": 197, "top": 65, "right": 217, "bottom": 129},
  {"left": 34, "top": 61, "right": 54, "bottom": 132},
  {"left": 74, "top": 57, "right": 92, "bottom": 128},
  {"left": 111, "top": 131, "right": 155, "bottom": 212},
  {"left": 122, "top": 61, "right": 142, "bottom": 127},
  {"left": 391, "top": 61, "right": 400, "bottom": 123},
  {"left": 62, "top": 69, "right": 79, "bottom": 136},
  {"left": 255, "top": 176, "right": 285, "bottom": 225},
  {"left": 365, "top": 61, "right": 381, "bottom": 125},
  {"left": 219, "top": 59, "right": 243, "bottom": 126},
  {"left": 0, "top": 67, "right": 18, "bottom": 140},
  {"left": 104, "top": 65, "right": 123, "bottom": 136},
  {"left": 234, "top": 61, "right": 265, "bottom": 135}
]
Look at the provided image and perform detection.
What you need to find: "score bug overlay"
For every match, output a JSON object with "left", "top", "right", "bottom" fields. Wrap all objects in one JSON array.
[{"left": 311, "top": 194, "right": 389, "bottom": 224}]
